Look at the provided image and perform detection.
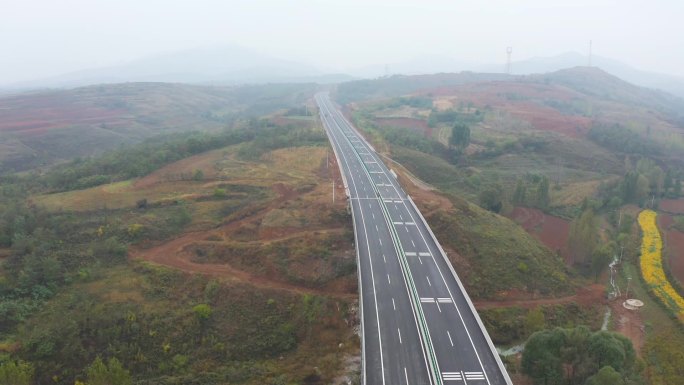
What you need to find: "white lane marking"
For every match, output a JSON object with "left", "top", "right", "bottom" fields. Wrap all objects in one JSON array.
[
  {"left": 420, "top": 297, "right": 435, "bottom": 303},
  {"left": 320, "top": 101, "right": 388, "bottom": 385},
  {"left": 411, "top": 240, "right": 416, "bottom": 247},
  {"left": 405, "top": 251, "right": 417, "bottom": 257},
  {"left": 398, "top": 328, "right": 402, "bottom": 344},
  {"left": 405, "top": 227, "right": 409, "bottom": 233},
  {"left": 387, "top": 274, "right": 391, "bottom": 284},
  {"left": 392, "top": 180, "right": 493, "bottom": 383},
  {"left": 418, "top": 256, "right": 423, "bottom": 265},
  {"left": 399, "top": 214, "right": 404, "bottom": 220},
  {"left": 438, "top": 298, "right": 453, "bottom": 303},
  {"left": 447, "top": 331, "right": 454, "bottom": 346},
  {"left": 405, "top": 222, "right": 415, "bottom": 225},
  {"left": 426, "top": 276, "right": 432, "bottom": 287},
  {"left": 393, "top": 221, "right": 404, "bottom": 225},
  {"left": 436, "top": 301, "right": 442, "bottom": 313},
  {"left": 419, "top": 252, "right": 431, "bottom": 257},
  {"left": 372, "top": 213, "right": 375, "bottom": 219},
  {"left": 465, "top": 371, "right": 485, "bottom": 380},
  {"left": 442, "top": 372, "right": 462, "bottom": 381},
  {"left": 392, "top": 298, "right": 396, "bottom": 310},
  {"left": 383, "top": 254, "right": 387, "bottom": 263},
  {"left": 375, "top": 224, "right": 379, "bottom": 232},
  {"left": 379, "top": 238, "right": 382, "bottom": 246},
  {"left": 404, "top": 367, "right": 409, "bottom": 385}
]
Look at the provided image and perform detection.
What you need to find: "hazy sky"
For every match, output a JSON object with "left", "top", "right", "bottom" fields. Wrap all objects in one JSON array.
[{"left": 2, "top": 0, "right": 684, "bottom": 84}]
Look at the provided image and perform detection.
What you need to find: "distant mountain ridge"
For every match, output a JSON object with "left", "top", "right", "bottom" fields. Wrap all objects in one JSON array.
[
  {"left": 5, "top": 45, "right": 352, "bottom": 89},
  {"left": 502, "top": 52, "right": 684, "bottom": 99}
]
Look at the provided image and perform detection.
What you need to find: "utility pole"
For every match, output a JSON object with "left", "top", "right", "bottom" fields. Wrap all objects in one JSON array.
[
  {"left": 618, "top": 210, "right": 623, "bottom": 228},
  {"left": 506, "top": 47, "right": 513, "bottom": 74}
]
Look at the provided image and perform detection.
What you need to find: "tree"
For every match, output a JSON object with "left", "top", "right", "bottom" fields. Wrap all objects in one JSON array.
[
  {"left": 0, "top": 360, "right": 34, "bottom": 385},
  {"left": 522, "top": 327, "right": 640, "bottom": 385},
  {"left": 567, "top": 209, "right": 598, "bottom": 266},
  {"left": 449, "top": 122, "right": 470, "bottom": 150},
  {"left": 585, "top": 366, "right": 625, "bottom": 385},
  {"left": 536, "top": 176, "right": 550, "bottom": 210},
  {"left": 85, "top": 357, "right": 132, "bottom": 385},
  {"left": 478, "top": 186, "right": 503, "bottom": 213},
  {"left": 588, "top": 331, "right": 635, "bottom": 372},
  {"left": 193, "top": 303, "right": 213, "bottom": 343},
  {"left": 513, "top": 179, "right": 527, "bottom": 206},
  {"left": 591, "top": 243, "right": 614, "bottom": 282},
  {"left": 525, "top": 307, "right": 546, "bottom": 336},
  {"left": 521, "top": 329, "right": 565, "bottom": 385},
  {"left": 192, "top": 169, "right": 204, "bottom": 181}
]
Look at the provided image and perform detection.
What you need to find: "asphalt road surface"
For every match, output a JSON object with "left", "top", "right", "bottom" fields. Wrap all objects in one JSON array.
[{"left": 316, "top": 93, "right": 512, "bottom": 385}]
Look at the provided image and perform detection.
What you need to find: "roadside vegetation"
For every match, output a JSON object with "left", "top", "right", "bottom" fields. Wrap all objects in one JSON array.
[
  {"left": 0, "top": 101, "right": 359, "bottom": 384},
  {"left": 338, "top": 68, "right": 684, "bottom": 384}
]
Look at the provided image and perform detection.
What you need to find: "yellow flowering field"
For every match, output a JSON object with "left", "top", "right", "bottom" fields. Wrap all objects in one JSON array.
[{"left": 638, "top": 209, "right": 684, "bottom": 322}]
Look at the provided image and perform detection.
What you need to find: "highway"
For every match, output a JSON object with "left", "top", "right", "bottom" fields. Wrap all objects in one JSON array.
[{"left": 316, "top": 93, "right": 512, "bottom": 385}]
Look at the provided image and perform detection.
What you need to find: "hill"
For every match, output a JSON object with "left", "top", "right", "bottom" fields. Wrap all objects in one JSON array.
[
  {"left": 4, "top": 45, "right": 351, "bottom": 89},
  {"left": 0, "top": 82, "right": 316, "bottom": 172},
  {"left": 0, "top": 113, "right": 360, "bottom": 384}
]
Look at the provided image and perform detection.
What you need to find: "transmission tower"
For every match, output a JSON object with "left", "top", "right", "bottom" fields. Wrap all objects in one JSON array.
[{"left": 506, "top": 47, "right": 513, "bottom": 74}]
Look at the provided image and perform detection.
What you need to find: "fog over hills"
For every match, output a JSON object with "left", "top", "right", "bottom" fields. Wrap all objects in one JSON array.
[
  {"left": 5, "top": 45, "right": 353, "bottom": 89},
  {"left": 5, "top": 45, "right": 684, "bottom": 100}
]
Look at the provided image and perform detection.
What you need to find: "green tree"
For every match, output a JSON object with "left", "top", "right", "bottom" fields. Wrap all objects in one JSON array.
[
  {"left": 567, "top": 209, "right": 598, "bottom": 266},
  {"left": 588, "top": 331, "right": 635, "bottom": 372},
  {"left": 478, "top": 186, "right": 503, "bottom": 213},
  {"left": 85, "top": 357, "right": 132, "bottom": 385},
  {"left": 591, "top": 243, "right": 614, "bottom": 282},
  {"left": 192, "top": 303, "right": 213, "bottom": 320},
  {"left": 449, "top": 122, "right": 470, "bottom": 150},
  {"left": 521, "top": 329, "right": 565, "bottom": 385},
  {"left": 193, "top": 304, "right": 213, "bottom": 343},
  {"left": 513, "top": 179, "right": 527, "bottom": 206},
  {"left": 536, "top": 176, "right": 550, "bottom": 209},
  {"left": 0, "top": 360, "right": 34, "bottom": 385},
  {"left": 525, "top": 307, "right": 546, "bottom": 336},
  {"left": 192, "top": 169, "right": 204, "bottom": 181},
  {"left": 675, "top": 177, "right": 682, "bottom": 197},
  {"left": 585, "top": 366, "right": 625, "bottom": 385}
]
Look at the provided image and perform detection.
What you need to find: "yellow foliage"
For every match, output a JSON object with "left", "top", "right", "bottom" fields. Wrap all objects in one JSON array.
[{"left": 638, "top": 210, "right": 684, "bottom": 322}]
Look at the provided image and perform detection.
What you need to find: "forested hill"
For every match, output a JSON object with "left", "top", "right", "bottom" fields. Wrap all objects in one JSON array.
[{"left": 0, "top": 82, "right": 316, "bottom": 173}]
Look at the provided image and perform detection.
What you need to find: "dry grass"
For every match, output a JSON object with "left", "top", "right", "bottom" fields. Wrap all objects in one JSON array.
[
  {"left": 551, "top": 180, "right": 604, "bottom": 207},
  {"left": 432, "top": 97, "right": 455, "bottom": 111},
  {"left": 34, "top": 146, "right": 327, "bottom": 212}
]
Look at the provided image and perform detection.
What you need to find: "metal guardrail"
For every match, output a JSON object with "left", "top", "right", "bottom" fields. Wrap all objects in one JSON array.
[
  {"left": 328, "top": 102, "right": 443, "bottom": 385},
  {"left": 406, "top": 196, "right": 513, "bottom": 385}
]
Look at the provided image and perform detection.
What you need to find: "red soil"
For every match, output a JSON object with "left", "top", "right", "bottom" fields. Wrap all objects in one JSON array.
[
  {"left": 660, "top": 199, "right": 684, "bottom": 214},
  {"left": 0, "top": 92, "right": 128, "bottom": 141},
  {"left": 509, "top": 207, "right": 571, "bottom": 262},
  {"left": 659, "top": 214, "right": 684, "bottom": 285},
  {"left": 419, "top": 81, "right": 591, "bottom": 138},
  {"left": 474, "top": 284, "right": 605, "bottom": 309}
]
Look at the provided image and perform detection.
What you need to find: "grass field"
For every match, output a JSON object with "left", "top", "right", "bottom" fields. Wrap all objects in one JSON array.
[{"left": 11, "top": 119, "right": 360, "bottom": 384}]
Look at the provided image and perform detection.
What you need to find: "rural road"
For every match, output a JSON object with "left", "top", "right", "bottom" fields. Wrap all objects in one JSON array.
[{"left": 316, "top": 93, "right": 512, "bottom": 385}]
